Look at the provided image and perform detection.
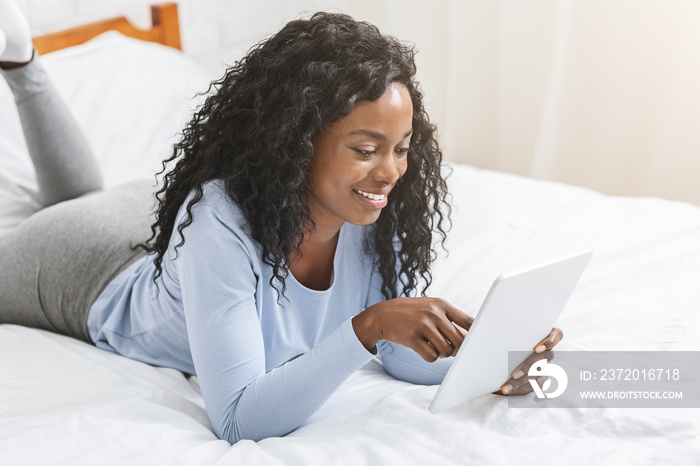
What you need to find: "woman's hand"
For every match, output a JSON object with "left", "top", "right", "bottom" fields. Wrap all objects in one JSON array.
[
  {"left": 496, "top": 327, "right": 564, "bottom": 396},
  {"left": 352, "top": 297, "right": 473, "bottom": 361}
]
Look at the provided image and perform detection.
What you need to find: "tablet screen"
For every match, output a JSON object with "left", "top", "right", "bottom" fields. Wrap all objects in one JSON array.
[{"left": 430, "top": 250, "right": 593, "bottom": 413}]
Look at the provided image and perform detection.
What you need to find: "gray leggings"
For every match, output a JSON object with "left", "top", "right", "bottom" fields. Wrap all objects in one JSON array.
[{"left": 0, "top": 57, "right": 153, "bottom": 343}]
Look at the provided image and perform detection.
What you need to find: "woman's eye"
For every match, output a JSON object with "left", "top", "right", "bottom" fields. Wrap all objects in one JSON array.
[
  {"left": 395, "top": 148, "right": 409, "bottom": 156},
  {"left": 354, "top": 148, "right": 376, "bottom": 157}
]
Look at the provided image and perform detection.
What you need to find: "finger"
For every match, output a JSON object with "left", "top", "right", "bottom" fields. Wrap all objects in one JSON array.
[
  {"left": 513, "top": 375, "right": 548, "bottom": 396},
  {"left": 509, "top": 374, "right": 537, "bottom": 393},
  {"left": 499, "top": 381, "right": 511, "bottom": 395},
  {"left": 444, "top": 303, "right": 474, "bottom": 332},
  {"left": 510, "top": 378, "right": 539, "bottom": 396},
  {"left": 435, "top": 319, "right": 465, "bottom": 356},
  {"left": 509, "top": 382, "right": 533, "bottom": 396},
  {"left": 423, "top": 327, "right": 455, "bottom": 358},
  {"left": 414, "top": 338, "right": 440, "bottom": 362},
  {"left": 503, "top": 372, "right": 532, "bottom": 394},
  {"left": 500, "top": 380, "right": 522, "bottom": 395},
  {"left": 511, "top": 350, "right": 555, "bottom": 379},
  {"left": 535, "top": 327, "right": 564, "bottom": 353},
  {"left": 506, "top": 375, "right": 549, "bottom": 396}
]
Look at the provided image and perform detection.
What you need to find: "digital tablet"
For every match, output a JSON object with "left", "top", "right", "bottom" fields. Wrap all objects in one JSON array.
[{"left": 429, "top": 250, "right": 593, "bottom": 413}]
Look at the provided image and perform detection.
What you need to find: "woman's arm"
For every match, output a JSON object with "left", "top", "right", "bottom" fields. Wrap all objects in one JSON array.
[
  {"left": 353, "top": 296, "right": 471, "bottom": 385},
  {"left": 176, "top": 201, "right": 374, "bottom": 443}
]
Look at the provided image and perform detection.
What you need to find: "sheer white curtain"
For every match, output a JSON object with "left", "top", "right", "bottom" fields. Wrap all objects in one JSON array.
[
  {"left": 22, "top": 0, "right": 699, "bottom": 204},
  {"left": 349, "top": 0, "right": 700, "bottom": 206}
]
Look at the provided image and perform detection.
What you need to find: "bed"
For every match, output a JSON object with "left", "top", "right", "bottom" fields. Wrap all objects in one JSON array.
[{"left": 1, "top": 5, "right": 699, "bottom": 465}]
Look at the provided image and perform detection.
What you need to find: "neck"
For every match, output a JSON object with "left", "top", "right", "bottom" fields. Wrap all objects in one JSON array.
[
  {"left": 290, "top": 218, "right": 342, "bottom": 265},
  {"left": 287, "top": 219, "right": 342, "bottom": 291}
]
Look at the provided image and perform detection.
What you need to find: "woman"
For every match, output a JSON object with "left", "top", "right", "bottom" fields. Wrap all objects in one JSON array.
[{"left": 0, "top": 3, "right": 561, "bottom": 444}]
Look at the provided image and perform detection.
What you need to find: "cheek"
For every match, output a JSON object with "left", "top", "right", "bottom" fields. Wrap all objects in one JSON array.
[
  {"left": 311, "top": 159, "right": 351, "bottom": 197},
  {"left": 398, "top": 158, "right": 409, "bottom": 177}
]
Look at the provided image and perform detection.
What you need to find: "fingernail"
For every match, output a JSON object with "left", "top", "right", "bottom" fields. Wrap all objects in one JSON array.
[
  {"left": 513, "top": 370, "right": 524, "bottom": 379},
  {"left": 503, "top": 384, "right": 512, "bottom": 395},
  {"left": 535, "top": 345, "right": 546, "bottom": 353}
]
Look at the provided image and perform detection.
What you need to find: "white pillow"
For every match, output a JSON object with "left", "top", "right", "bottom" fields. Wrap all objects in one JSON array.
[{"left": 0, "top": 31, "right": 211, "bottom": 233}]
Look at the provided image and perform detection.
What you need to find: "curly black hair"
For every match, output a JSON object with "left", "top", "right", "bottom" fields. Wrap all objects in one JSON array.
[{"left": 144, "top": 12, "right": 451, "bottom": 300}]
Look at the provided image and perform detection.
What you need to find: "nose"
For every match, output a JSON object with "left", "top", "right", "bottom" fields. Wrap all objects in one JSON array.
[{"left": 372, "top": 152, "right": 405, "bottom": 185}]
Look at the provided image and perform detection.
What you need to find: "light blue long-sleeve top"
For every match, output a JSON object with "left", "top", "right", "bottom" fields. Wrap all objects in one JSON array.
[{"left": 88, "top": 179, "right": 451, "bottom": 444}]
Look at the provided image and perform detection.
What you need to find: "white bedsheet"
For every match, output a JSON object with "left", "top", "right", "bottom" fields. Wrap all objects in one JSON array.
[
  {"left": 1, "top": 33, "right": 699, "bottom": 466},
  {"left": 2, "top": 163, "right": 699, "bottom": 465}
]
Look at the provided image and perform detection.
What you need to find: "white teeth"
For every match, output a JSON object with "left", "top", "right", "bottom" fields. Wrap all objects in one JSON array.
[{"left": 356, "top": 189, "right": 385, "bottom": 201}]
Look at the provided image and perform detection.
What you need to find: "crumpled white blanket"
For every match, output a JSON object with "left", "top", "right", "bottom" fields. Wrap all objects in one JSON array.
[{"left": 2, "top": 163, "right": 699, "bottom": 465}]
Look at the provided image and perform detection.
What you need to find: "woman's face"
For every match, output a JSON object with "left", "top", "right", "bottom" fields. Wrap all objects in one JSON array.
[{"left": 307, "top": 82, "right": 413, "bottom": 232}]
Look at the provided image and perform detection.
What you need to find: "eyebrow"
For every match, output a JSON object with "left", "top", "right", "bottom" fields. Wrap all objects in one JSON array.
[{"left": 349, "top": 129, "right": 413, "bottom": 141}]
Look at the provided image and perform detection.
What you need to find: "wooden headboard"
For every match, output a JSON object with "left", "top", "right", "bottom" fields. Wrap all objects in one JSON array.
[{"left": 32, "top": 3, "right": 181, "bottom": 55}]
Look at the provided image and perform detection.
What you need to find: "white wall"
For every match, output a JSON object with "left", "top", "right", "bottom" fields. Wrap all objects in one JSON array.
[
  {"left": 18, "top": 0, "right": 700, "bottom": 206},
  {"left": 18, "top": 0, "right": 447, "bottom": 161}
]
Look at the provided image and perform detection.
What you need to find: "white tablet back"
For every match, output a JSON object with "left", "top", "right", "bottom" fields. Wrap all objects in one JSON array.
[{"left": 429, "top": 250, "right": 592, "bottom": 413}]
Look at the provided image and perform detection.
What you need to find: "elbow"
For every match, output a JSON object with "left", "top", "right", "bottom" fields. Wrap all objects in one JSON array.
[
  {"left": 218, "top": 410, "right": 254, "bottom": 445},
  {"left": 219, "top": 415, "right": 297, "bottom": 445},
  {"left": 214, "top": 405, "right": 240, "bottom": 444},
  {"left": 212, "top": 395, "right": 249, "bottom": 444},
  {"left": 219, "top": 420, "right": 241, "bottom": 445},
  {"left": 215, "top": 393, "right": 296, "bottom": 444}
]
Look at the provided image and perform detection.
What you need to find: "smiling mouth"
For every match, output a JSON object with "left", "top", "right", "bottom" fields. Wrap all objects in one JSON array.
[{"left": 354, "top": 189, "right": 386, "bottom": 201}]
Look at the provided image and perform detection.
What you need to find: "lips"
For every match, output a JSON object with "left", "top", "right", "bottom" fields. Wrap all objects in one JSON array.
[
  {"left": 354, "top": 189, "right": 386, "bottom": 201},
  {"left": 353, "top": 188, "right": 389, "bottom": 209}
]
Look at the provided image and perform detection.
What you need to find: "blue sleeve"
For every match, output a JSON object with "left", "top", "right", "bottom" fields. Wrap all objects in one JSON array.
[
  {"left": 365, "top": 261, "right": 454, "bottom": 385},
  {"left": 377, "top": 340, "right": 452, "bottom": 385},
  {"left": 176, "top": 201, "right": 374, "bottom": 443}
]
